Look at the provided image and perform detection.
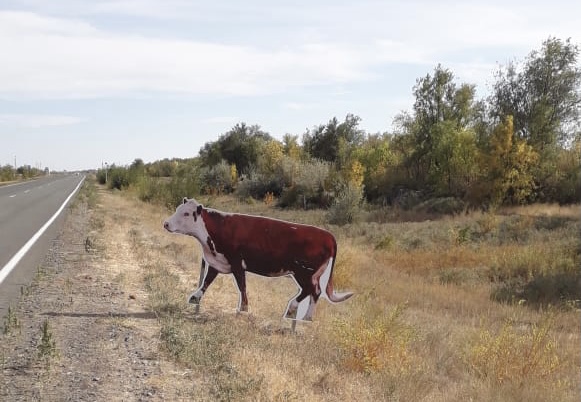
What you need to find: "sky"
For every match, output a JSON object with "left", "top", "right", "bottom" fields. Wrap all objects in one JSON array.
[{"left": 0, "top": 1, "right": 579, "bottom": 171}]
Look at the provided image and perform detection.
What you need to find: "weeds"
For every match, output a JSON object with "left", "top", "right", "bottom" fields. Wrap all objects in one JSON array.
[
  {"left": 2, "top": 305, "right": 20, "bottom": 335},
  {"left": 333, "top": 303, "right": 417, "bottom": 375},
  {"left": 35, "top": 264, "right": 47, "bottom": 281},
  {"left": 374, "top": 235, "right": 394, "bottom": 250},
  {"left": 327, "top": 183, "right": 365, "bottom": 225},
  {"left": 159, "top": 316, "right": 263, "bottom": 400},
  {"left": 467, "top": 314, "right": 561, "bottom": 387},
  {"left": 143, "top": 264, "right": 185, "bottom": 317},
  {"left": 489, "top": 242, "right": 581, "bottom": 307},
  {"left": 37, "top": 319, "right": 58, "bottom": 360},
  {"left": 449, "top": 225, "right": 471, "bottom": 245}
]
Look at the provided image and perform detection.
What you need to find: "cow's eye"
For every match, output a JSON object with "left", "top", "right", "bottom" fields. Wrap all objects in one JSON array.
[{"left": 183, "top": 212, "right": 190, "bottom": 217}]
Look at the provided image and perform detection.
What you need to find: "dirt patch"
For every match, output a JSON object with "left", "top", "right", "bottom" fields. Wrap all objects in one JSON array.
[{"left": 0, "top": 185, "right": 193, "bottom": 401}]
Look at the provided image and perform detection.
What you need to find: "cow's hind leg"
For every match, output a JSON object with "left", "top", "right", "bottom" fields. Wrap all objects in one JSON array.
[
  {"left": 285, "top": 274, "right": 319, "bottom": 321},
  {"left": 188, "top": 260, "right": 219, "bottom": 306},
  {"left": 232, "top": 268, "right": 249, "bottom": 313}
]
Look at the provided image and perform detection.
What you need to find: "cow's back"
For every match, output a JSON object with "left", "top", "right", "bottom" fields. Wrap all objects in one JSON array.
[{"left": 202, "top": 210, "right": 336, "bottom": 275}]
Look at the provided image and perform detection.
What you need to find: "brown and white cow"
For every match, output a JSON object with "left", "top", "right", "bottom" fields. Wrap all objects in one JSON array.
[{"left": 163, "top": 197, "right": 353, "bottom": 321}]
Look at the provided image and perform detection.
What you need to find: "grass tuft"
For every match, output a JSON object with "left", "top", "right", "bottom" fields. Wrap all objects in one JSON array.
[
  {"left": 333, "top": 302, "right": 417, "bottom": 375},
  {"left": 466, "top": 314, "right": 561, "bottom": 387},
  {"left": 2, "top": 305, "right": 20, "bottom": 335}
]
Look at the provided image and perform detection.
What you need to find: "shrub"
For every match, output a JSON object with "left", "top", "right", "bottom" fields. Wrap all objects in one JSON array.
[
  {"left": 375, "top": 235, "right": 394, "bottom": 250},
  {"left": 277, "top": 157, "right": 332, "bottom": 209},
  {"left": 467, "top": 315, "right": 561, "bottom": 386},
  {"left": 333, "top": 303, "right": 417, "bottom": 375},
  {"left": 235, "top": 174, "right": 283, "bottom": 200},
  {"left": 327, "top": 183, "right": 365, "bottom": 225},
  {"left": 200, "top": 160, "right": 233, "bottom": 195},
  {"left": 137, "top": 175, "right": 200, "bottom": 209},
  {"left": 414, "top": 197, "right": 466, "bottom": 215},
  {"left": 489, "top": 240, "right": 580, "bottom": 307}
]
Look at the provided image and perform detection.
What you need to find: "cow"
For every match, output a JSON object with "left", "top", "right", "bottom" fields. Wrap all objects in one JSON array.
[{"left": 163, "top": 197, "right": 353, "bottom": 321}]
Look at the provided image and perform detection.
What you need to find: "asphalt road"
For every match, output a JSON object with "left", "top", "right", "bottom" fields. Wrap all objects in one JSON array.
[{"left": 0, "top": 174, "right": 85, "bottom": 320}]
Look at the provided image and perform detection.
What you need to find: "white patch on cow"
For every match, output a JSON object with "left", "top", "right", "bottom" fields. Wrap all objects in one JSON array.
[
  {"left": 189, "top": 288, "right": 204, "bottom": 303},
  {"left": 188, "top": 259, "right": 208, "bottom": 304},
  {"left": 295, "top": 296, "right": 311, "bottom": 320},
  {"left": 203, "top": 250, "right": 231, "bottom": 274},
  {"left": 241, "top": 259, "right": 247, "bottom": 270},
  {"left": 284, "top": 275, "right": 314, "bottom": 321},
  {"left": 318, "top": 257, "right": 333, "bottom": 302},
  {"left": 305, "top": 295, "right": 317, "bottom": 320}
]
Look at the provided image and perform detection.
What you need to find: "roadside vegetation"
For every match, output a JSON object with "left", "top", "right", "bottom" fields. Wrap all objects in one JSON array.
[
  {"left": 0, "top": 164, "right": 48, "bottom": 183},
  {"left": 97, "top": 38, "right": 580, "bottom": 215}
]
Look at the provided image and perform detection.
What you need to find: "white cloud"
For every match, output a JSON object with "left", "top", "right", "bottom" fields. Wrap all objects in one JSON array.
[
  {"left": 0, "top": 11, "right": 383, "bottom": 100},
  {"left": 202, "top": 116, "right": 239, "bottom": 125},
  {"left": 283, "top": 101, "right": 323, "bottom": 111},
  {"left": 0, "top": 113, "right": 85, "bottom": 128},
  {"left": 0, "top": 2, "right": 579, "bottom": 100}
]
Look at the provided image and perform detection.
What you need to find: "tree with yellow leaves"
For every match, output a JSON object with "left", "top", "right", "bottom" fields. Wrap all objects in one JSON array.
[{"left": 486, "top": 116, "right": 539, "bottom": 205}]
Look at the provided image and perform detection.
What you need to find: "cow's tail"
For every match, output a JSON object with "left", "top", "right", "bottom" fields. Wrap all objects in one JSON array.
[{"left": 320, "top": 241, "right": 354, "bottom": 303}]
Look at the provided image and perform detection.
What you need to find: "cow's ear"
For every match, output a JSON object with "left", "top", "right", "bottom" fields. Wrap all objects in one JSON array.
[
  {"left": 183, "top": 197, "right": 188, "bottom": 205},
  {"left": 197, "top": 205, "right": 203, "bottom": 215}
]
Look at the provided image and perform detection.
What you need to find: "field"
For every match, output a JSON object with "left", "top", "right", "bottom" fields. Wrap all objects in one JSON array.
[
  {"left": 122, "top": 187, "right": 581, "bottom": 400},
  {"left": 1, "top": 180, "right": 579, "bottom": 401}
]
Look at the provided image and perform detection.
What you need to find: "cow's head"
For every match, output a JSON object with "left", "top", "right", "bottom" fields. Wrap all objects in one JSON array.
[{"left": 163, "top": 197, "right": 205, "bottom": 238}]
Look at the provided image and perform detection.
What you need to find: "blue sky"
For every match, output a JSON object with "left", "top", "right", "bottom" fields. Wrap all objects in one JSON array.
[{"left": 0, "top": 1, "right": 579, "bottom": 171}]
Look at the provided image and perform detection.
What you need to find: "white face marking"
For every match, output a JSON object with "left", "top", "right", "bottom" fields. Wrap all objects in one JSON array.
[{"left": 164, "top": 199, "right": 232, "bottom": 274}]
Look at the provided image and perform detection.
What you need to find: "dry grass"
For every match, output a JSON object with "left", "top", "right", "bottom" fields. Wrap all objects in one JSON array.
[{"left": 101, "top": 189, "right": 580, "bottom": 401}]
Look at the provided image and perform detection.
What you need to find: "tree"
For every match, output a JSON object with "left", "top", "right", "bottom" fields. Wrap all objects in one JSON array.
[
  {"left": 484, "top": 116, "right": 539, "bottom": 205},
  {"left": 302, "top": 114, "right": 365, "bottom": 168},
  {"left": 489, "top": 38, "right": 581, "bottom": 200},
  {"left": 282, "top": 134, "right": 302, "bottom": 160},
  {"left": 395, "top": 64, "right": 480, "bottom": 192},
  {"left": 490, "top": 37, "right": 581, "bottom": 149},
  {"left": 350, "top": 133, "right": 397, "bottom": 201},
  {"left": 0, "top": 164, "right": 15, "bottom": 182},
  {"left": 128, "top": 158, "right": 145, "bottom": 183},
  {"left": 429, "top": 122, "right": 479, "bottom": 197},
  {"left": 258, "top": 140, "right": 284, "bottom": 176},
  {"left": 199, "top": 123, "right": 272, "bottom": 174}
]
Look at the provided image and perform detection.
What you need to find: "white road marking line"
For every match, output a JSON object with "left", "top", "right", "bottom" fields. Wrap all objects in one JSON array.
[
  {"left": 9, "top": 194, "right": 16, "bottom": 198},
  {"left": 0, "top": 177, "right": 85, "bottom": 285},
  {"left": 24, "top": 190, "right": 30, "bottom": 193}
]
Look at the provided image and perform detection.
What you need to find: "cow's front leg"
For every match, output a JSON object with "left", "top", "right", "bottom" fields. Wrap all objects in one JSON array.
[
  {"left": 232, "top": 268, "right": 249, "bottom": 312},
  {"left": 188, "top": 261, "right": 219, "bottom": 305}
]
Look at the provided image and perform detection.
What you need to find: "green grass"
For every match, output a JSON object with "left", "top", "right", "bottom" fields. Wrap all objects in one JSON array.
[{"left": 2, "top": 305, "right": 20, "bottom": 335}]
